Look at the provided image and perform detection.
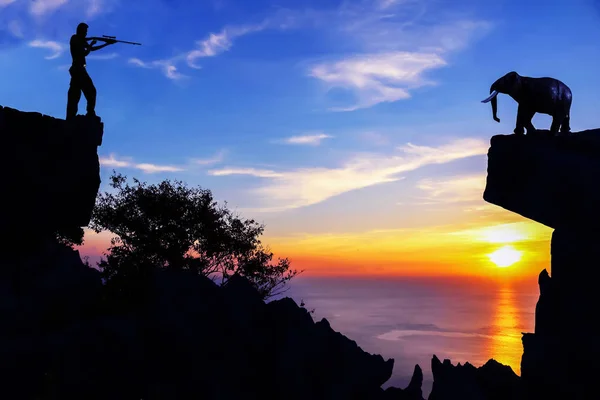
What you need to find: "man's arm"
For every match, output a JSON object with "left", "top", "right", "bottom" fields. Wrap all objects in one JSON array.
[
  {"left": 88, "top": 39, "right": 116, "bottom": 52},
  {"left": 89, "top": 42, "right": 113, "bottom": 51}
]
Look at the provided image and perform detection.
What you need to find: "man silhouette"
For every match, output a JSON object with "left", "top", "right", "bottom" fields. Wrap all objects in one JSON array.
[{"left": 66, "top": 22, "right": 115, "bottom": 120}]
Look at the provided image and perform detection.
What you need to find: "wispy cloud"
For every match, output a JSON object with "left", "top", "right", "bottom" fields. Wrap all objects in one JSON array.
[
  {"left": 128, "top": 58, "right": 186, "bottom": 80},
  {"left": 277, "top": 133, "right": 333, "bottom": 146},
  {"left": 0, "top": 0, "right": 17, "bottom": 7},
  {"left": 6, "top": 20, "right": 23, "bottom": 37},
  {"left": 305, "top": 1, "right": 492, "bottom": 110},
  {"left": 415, "top": 174, "right": 486, "bottom": 204},
  {"left": 186, "top": 24, "right": 266, "bottom": 68},
  {"left": 192, "top": 150, "right": 227, "bottom": 166},
  {"left": 210, "top": 168, "right": 284, "bottom": 179},
  {"left": 29, "top": 0, "right": 68, "bottom": 16},
  {"left": 99, "top": 154, "right": 184, "bottom": 173},
  {"left": 99, "top": 154, "right": 132, "bottom": 168},
  {"left": 28, "top": 39, "right": 65, "bottom": 59},
  {"left": 86, "top": 0, "right": 102, "bottom": 18},
  {"left": 208, "top": 137, "right": 488, "bottom": 211},
  {"left": 135, "top": 163, "right": 185, "bottom": 173},
  {"left": 129, "top": 22, "right": 266, "bottom": 79},
  {"left": 88, "top": 52, "right": 118, "bottom": 60},
  {"left": 310, "top": 52, "right": 446, "bottom": 111},
  {"left": 376, "top": 0, "right": 402, "bottom": 10}
]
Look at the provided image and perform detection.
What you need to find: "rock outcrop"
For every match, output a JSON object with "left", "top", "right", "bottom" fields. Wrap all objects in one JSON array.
[
  {"left": 484, "top": 130, "right": 600, "bottom": 400},
  {"left": 428, "top": 356, "right": 522, "bottom": 400},
  {"left": 0, "top": 105, "right": 102, "bottom": 247},
  {"left": 0, "top": 240, "right": 423, "bottom": 399},
  {"left": 483, "top": 128, "right": 600, "bottom": 231}
]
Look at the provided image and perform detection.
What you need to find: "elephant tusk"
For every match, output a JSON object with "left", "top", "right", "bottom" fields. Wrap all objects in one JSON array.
[{"left": 481, "top": 90, "right": 499, "bottom": 103}]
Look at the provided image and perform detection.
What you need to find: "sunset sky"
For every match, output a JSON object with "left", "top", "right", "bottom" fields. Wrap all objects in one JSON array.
[{"left": 2, "top": 0, "right": 600, "bottom": 279}]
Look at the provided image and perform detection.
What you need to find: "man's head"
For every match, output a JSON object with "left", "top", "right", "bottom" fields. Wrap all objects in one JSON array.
[{"left": 76, "top": 22, "right": 89, "bottom": 37}]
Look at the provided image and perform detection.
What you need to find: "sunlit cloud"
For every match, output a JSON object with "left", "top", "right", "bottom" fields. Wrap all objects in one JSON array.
[
  {"left": 277, "top": 133, "right": 333, "bottom": 146},
  {"left": 210, "top": 168, "right": 284, "bottom": 179},
  {"left": 209, "top": 137, "right": 488, "bottom": 211},
  {"left": 415, "top": 174, "right": 486, "bottom": 204},
  {"left": 28, "top": 39, "right": 65, "bottom": 59},
  {"left": 99, "top": 153, "right": 185, "bottom": 173},
  {"left": 449, "top": 222, "right": 551, "bottom": 244},
  {"left": 262, "top": 220, "right": 549, "bottom": 278},
  {"left": 135, "top": 163, "right": 184, "bottom": 173}
]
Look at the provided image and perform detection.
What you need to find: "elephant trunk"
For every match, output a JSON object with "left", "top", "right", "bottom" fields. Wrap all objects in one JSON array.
[
  {"left": 486, "top": 83, "right": 500, "bottom": 123},
  {"left": 491, "top": 89, "right": 498, "bottom": 122}
]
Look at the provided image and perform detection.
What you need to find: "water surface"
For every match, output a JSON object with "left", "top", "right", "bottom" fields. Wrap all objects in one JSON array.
[{"left": 281, "top": 276, "right": 538, "bottom": 397}]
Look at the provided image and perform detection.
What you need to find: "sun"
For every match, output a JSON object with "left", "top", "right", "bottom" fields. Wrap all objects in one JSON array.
[{"left": 488, "top": 245, "right": 522, "bottom": 267}]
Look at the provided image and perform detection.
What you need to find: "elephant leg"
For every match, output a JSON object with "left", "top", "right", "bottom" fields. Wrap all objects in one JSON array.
[
  {"left": 560, "top": 115, "right": 571, "bottom": 134},
  {"left": 524, "top": 113, "right": 536, "bottom": 134},
  {"left": 515, "top": 106, "right": 535, "bottom": 135},
  {"left": 551, "top": 114, "right": 565, "bottom": 135}
]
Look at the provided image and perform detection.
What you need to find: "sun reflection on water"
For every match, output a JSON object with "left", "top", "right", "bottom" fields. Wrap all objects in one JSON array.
[{"left": 486, "top": 286, "right": 524, "bottom": 374}]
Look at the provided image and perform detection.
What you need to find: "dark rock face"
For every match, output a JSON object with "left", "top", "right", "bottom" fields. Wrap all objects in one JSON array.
[
  {"left": 521, "top": 231, "right": 600, "bottom": 399},
  {"left": 0, "top": 105, "right": 102, "bottom": 244},
  {"left": 0, "top": 240, "right": 406, "bottom": 399},
  {"left": 483, "top": 129, "right": 600, "bottom": 231},
  {"left": 383, "top": 365, "right": 425, "bottom": 400},
  {"left": 428, "top": 356, "right": 523, "bottom": 400},
  {"left": 484, "top": 131, "right": 600, "bottom": 399}
]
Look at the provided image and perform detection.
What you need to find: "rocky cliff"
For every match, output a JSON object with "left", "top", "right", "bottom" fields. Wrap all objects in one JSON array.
[
  {"left": 0, "top": 105, "right": 102, "bottom": 248},
  {"left": 484, "top": 129, "right": 600, "bottom": 400},
  {"left": 483, "top": 128, "right": 600, "bottom": 231},
  {"left": 0, "top": 107, "right": 525, "bottom": 399}
]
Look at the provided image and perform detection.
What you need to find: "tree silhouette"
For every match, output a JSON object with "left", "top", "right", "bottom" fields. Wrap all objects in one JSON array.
[
  {"left": 55, "top": 226, "right": 84, "bottom": 247},
  {"left": 90, "top": 171, "right": 301, "bottom": 299}
]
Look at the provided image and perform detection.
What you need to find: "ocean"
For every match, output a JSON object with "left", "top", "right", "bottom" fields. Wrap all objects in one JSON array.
[{"left": 279, "top": 276, "right": 539, "bottom": 397}]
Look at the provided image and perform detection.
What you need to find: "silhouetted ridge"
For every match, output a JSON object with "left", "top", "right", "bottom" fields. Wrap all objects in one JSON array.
[
  {"left": 1, "top": 238, "right": 428, "bottom": 399},
  {"left": 428, "top": 355, "right": 522, "bottom": 400},
  {"left": 0, "top": 105, "right": 102, "bottom": 246}
]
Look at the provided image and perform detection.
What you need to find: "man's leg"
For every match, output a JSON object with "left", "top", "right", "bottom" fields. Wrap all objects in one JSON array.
[
  {"left": 80, "top": 69, "right": 97, "bottom": 117},
  {"left": 66, "top": 68, "right": 82, "bottom": 120}
]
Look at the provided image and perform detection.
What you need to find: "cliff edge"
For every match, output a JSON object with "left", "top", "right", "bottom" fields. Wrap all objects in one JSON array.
[
  {"left": 483, "top": 129, "right": 600, "bottom": 399},
  {"left": 483, "top": 128, "right": 600, "bottom": 231},
  {"left": 0, "top": 105, "right": 102, "bottom": 247}
]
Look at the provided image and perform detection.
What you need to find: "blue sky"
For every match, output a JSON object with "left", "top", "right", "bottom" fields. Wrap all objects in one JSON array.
[{"left": 2, "top": 0, "right": 600, "bottom": 273}]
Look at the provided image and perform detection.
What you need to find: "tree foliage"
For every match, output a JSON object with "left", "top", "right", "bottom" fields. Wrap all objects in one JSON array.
[
  {"left": 90, "top": 172, "right": 301, "bottom": 299},
  {"left": 55, "top": 226, "right": 84, "bottom": 247}
]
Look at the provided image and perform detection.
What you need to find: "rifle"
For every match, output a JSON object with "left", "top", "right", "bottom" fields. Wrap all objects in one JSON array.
[{"left": 86, "top": 35, "right": 142, "bottom": 46}]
